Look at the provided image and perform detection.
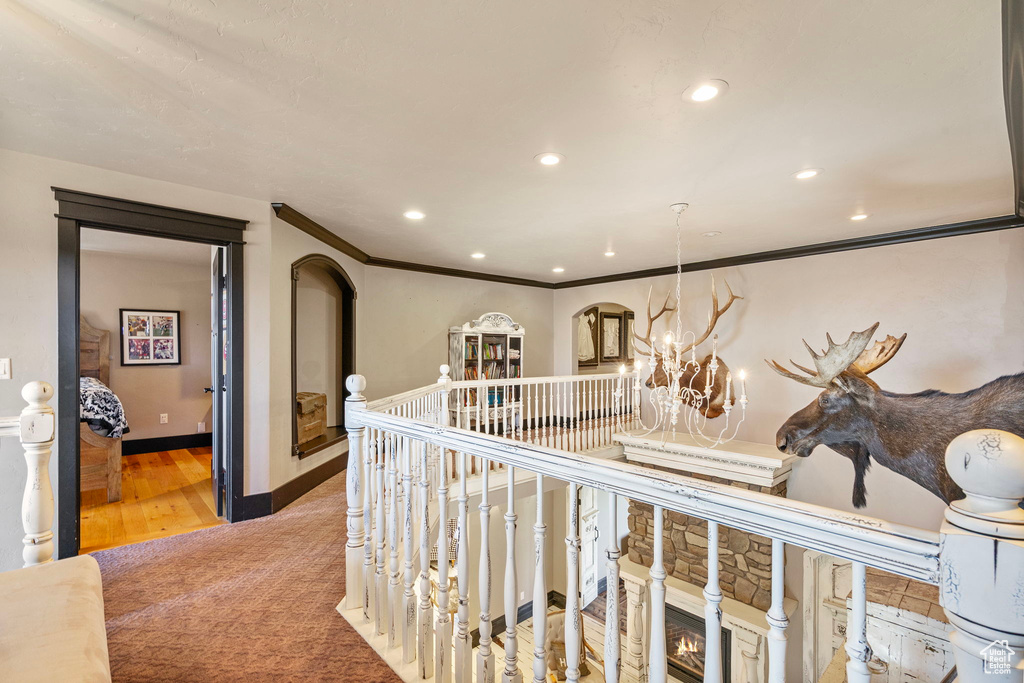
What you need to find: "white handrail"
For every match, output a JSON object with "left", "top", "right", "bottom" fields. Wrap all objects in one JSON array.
[
  {"left": 355, "top": 408, "right": 940, "bottom": 582},
  {"left": 450, "top": 372, "right": 624, "bottom": 389},
  {"left": 341, "top": 370, "right": 1024, "bottom": 682}
]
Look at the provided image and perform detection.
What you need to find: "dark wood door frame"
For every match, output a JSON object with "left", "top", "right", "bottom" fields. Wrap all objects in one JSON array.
[
  {"left": 54, "top": 188, "right": 247, "bottom": 558},
  {"left": 290, "top": 254, "right": 356, "bottom": 459}
]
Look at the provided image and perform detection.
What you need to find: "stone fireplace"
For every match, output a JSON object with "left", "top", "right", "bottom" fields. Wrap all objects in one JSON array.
[
  {"left": 665, "top": 602, "right": 730, "bottom": 682},
  {"left": 618, "top": 429, "right": 795, "bottom": 611},
  {"left": 613, "top": 429, "right": 798, "bottom": 682}
]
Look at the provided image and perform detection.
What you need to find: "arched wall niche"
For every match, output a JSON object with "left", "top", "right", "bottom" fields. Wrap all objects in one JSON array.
[
  {"left": 570, "top": 301, "right": 635, "bottom": 375},
  {"left": 291, "top": 253, "right": 356, "bottom": 458}
]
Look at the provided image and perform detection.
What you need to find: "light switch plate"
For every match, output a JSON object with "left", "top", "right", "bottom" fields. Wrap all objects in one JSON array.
[{"left": 0, "top": 358, "right": 10, "bottom": 380}]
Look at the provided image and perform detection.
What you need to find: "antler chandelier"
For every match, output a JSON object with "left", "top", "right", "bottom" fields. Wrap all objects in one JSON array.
[{"left": 630, "top": 203, "right": 750, "bottom": 448}]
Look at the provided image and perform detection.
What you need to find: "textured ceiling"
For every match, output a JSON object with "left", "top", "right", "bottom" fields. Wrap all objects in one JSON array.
[
  {"left": 81, "top": 227, "right": 211, "bottom": 266},
  {"left": 1, "top": 1, "right": 1013, "bottom": 281}
]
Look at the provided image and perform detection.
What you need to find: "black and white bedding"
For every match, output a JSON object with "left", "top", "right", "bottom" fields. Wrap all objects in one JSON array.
[{"left": 80, "top": 377, "right": 129, "bottom": 438}]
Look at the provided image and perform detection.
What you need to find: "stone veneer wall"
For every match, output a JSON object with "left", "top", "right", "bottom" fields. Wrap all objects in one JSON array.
[{"left": 626, "top": 470, "right": 787, "bottom": 612}]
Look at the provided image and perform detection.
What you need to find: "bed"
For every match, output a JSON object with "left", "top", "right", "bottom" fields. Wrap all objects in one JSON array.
[{"left": 79, "top": 316, "right": 126, "bottom": 504}]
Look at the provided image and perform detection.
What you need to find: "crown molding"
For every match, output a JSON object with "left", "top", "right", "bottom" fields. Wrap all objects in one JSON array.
[{"left": 271, "top": 204, "right": 1023, "bottom": 291}]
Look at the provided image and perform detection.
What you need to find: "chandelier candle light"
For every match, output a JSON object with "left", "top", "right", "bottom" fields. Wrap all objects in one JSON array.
[{"left": 631, "top": 203, "right": 750, "bottom": 448}]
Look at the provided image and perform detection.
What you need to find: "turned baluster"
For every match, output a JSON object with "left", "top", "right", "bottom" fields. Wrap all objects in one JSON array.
[
  {"left": 436, "top": 449, "right": 453, "bottom": 682},
  {"left": 532, "top": 473, "right": 547, "bottom": 683},
  {"left": 604, "top": 493, "right": 620, "bottom": 683},
  {"left": 418, "top": 440, "right": 434, "bottom": 678},
  {"left": 402, "top": 433, "right": 416, "bottom": 663},
  {"left": 503, "top": 466, "right": 522, "bottom": 683},
  {"left": 376, "top": 433, "right": 388, "bottom": 635},
  {"left": 765, "top": 538, "right": 789, "bottom": 682},
  {"left": 845, "top": 561, "right": 871, "bottom": 682},
  {"left": 648, "top": 506, "right": 667, "bottom": 682},
  {"left": 363, "top": 427, "right": 376, "bottom": 621},
  {"left": 455, "top": 452, "right": 472, "bottom": 683},
  {"left": 565, "top": 483, "right": 582, "bottom": 683},
  {"left": 388, "top": 433, "right": 401, "bottom": 648},
  {"left": 478, "top": 463, "right": 495, "bottom": 683},
  {"left": 541, "top": 383, "right": 549, "bottom": 447},
  {"left": 703, "top": 521, "right": 724, "bottom": 683}
]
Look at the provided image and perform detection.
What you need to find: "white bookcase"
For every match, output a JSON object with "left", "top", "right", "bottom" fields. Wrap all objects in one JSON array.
[{"left": 448, "top": 312, "right": 525, "bottom": 424}]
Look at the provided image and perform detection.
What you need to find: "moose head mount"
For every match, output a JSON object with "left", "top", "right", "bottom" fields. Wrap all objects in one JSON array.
[
  {"left": 768, "top": 323, "right": 1024, "bottom": 509},
  {"left": 631, "top": 276, "right": 742, "bottom": 419}
]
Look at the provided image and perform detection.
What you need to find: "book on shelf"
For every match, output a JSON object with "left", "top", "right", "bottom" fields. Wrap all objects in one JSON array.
[{"left": 482, "top": 343, "right": 504, "bottom": 361}]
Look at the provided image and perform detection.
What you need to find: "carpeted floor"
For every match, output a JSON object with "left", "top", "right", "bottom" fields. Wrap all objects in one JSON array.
[{"left": 92, "top": 471, "right": 402, "bottom": 682}]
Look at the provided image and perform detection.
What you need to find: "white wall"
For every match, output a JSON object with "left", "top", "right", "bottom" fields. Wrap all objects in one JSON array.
[
  {"left": 360, "top": 267, "right": 554, "bottom": 401},
  {"left": 0, "top": 148, "right": 274, "bottom": 570},
  {"left": 1, "top": 147, "right": 562, "bottom": 570},
  {"left": 266, "top": 215, "right": 366, "bottom": 490},
  {"left": 80, "top": 247, "right": 213, "bottom": 441},
  {"left": 554, "top": 229, "right": 1024, "bottom": 681},
  {"left": 555, "top": 229, "right": 1024, "bottom": 531}
]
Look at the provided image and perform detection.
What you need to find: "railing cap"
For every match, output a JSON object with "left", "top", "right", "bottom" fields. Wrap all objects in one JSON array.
[
  {"left": 21, "top": 381, "right": 53, "bottom": 408},
  {"left": 945, "top": 429, "right": 1024, "bottom": 517},
  {"left": 345, "top": 374, "right": 367, "bottom": 401}
]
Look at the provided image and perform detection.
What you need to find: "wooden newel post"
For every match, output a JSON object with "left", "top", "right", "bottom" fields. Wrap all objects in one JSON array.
[
  {"left": 20, "top": 381, "right": 55, "bottom": 568},
  {"left": 345, "top": 374, "right": 368, "bottom": 609},
  {"left": 939, "top": 429, "right": 1024, "bottom": 682}
]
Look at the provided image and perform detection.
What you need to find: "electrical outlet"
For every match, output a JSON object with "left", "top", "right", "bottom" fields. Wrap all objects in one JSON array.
[
  {"left": 198, "top": 421, "right": 206, "bottom": 433},
  {"left": 160, "top": 414, "right": 168, "bottom": 424},
  {"left": 0, "top": 358, "right": 10, "bottom": 380}
]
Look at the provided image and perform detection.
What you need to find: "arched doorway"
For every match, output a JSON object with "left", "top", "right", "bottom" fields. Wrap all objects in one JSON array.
[
  {"left": 291, "top": 254, "right": 356, "bottom": 457},
  {"left": 570, "top": 302, "right": 635, "bottom": 374}
]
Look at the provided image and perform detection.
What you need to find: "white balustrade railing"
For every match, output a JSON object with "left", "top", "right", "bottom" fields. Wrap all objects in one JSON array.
[
  {"left": 2, "top": 382, "right": 56, "bottom": 569},
  {"left": 342, "top": 367, "right": 1024, "bottom": 682}
]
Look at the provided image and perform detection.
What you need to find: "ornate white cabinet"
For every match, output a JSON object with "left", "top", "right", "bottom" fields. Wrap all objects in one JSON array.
[{"left": 448, "top": 312, "right": 524, "bottom": 426}]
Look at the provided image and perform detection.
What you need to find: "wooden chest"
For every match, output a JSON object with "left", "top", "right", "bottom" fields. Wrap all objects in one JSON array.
[{"left": 296, "top": 392, "right": 327, "bottom": 445}]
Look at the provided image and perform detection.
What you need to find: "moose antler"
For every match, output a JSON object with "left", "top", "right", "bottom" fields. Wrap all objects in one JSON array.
[
  {"left": 632, "top": 286, "right": 676, "bottom": 357},
  {"left": 851, "top": 333, "right": 907, "bottom": 375},
  {"left": 676, "top": 276, "right": 743, "bottom": 355},
  {"left": 765, "top": 323, "right": 886, "bottom": 389}
]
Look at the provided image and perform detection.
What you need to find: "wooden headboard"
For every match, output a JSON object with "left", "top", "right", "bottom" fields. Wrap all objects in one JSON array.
[{"left": 80, "top": 315, "right": 110, "bottom": 386}]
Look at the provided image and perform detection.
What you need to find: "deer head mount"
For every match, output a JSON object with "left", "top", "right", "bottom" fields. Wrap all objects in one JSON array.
[
  {"left": 767, "top": 324, "right": 1024, "bottom": 509},
  {"left": 631, "top": 276, "right": 742, "bottom": 418}
]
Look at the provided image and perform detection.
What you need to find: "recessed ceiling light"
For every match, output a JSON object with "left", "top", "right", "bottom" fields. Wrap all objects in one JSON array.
[
  {"left": 793, "top": 169, "right": 821, "bottom": 180},
  {"left": 850, "top": 213, "right": 869, "bottom": 221},
  {"left": 403, "top": 210, "right": 425, "bottom": 220},
  {"left": 683, "top": 79, "right": 729, "bottom": 103},
  {"left": 471, "top": 252, "right": 485, "bottom": 259},
  {"left": 604, "top": 251, "right": 616, "bottom": 257},
  {"left": 552, "top": 267, "right": 565, "bottom": 273},
  {"left": 702, "top": 231, "right": 722, "bottom": 237},
  {"left": 535, "top": 153, "right": 564, "bottom": 166}
]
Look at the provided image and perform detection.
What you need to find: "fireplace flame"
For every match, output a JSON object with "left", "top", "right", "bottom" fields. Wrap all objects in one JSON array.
[{"left": 675, "top": 635, "right": 700, "bottom": 655}]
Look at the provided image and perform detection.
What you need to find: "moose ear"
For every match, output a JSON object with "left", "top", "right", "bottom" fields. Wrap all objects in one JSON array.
[{"left": 839, "top": 371, "right": 879, "bottom": 400}]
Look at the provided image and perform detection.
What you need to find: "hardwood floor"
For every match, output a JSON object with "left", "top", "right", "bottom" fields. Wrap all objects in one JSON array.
[{"left": 80, "top": 446, "right": 225, "bottom": 555}]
